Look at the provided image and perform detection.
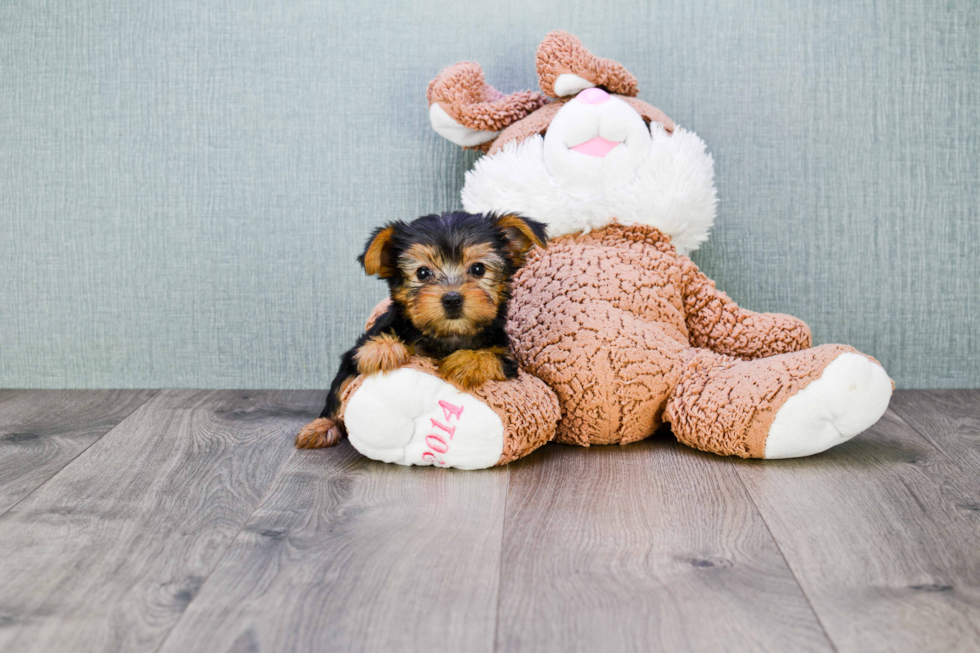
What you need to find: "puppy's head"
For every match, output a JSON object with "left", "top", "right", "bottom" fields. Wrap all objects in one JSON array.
[{"left": 358, "top": 211, "right": 547, "bottom": 337}]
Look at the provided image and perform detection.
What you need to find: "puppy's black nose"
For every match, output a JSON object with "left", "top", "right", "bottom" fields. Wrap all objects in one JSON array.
[{"left": 441, "top": 292, "right": 463, "bottom": 311}]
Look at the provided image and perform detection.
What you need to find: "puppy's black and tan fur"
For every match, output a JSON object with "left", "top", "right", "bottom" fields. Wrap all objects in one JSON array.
[{"left": 296, "top": 211, "right": 548, "bottom": 449}]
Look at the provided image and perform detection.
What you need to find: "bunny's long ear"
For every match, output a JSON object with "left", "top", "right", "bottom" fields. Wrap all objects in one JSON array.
[
  {"left": 536, "top": 30, "right": 639, "bottom": 98},
  {"left": 427, "top": 62, "right": 549, "bottom": 150}
]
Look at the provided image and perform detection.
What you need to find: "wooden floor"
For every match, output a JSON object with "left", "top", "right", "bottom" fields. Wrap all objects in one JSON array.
[{"left": 0, "top": 390, "right": 978, "bottom": 652}]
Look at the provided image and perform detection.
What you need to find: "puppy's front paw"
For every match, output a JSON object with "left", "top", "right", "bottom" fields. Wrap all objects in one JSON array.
[
  {"left": 438, "top": 349, "right": 508, "bottom": 390},
  {"left": 355, "top": 333, "right": 412, "bottom": 375},
  {"left": 296, "top": 417, "right": 344, "bottom": 449}
]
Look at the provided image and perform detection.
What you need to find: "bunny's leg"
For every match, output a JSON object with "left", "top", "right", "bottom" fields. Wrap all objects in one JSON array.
[{"left": 665, "top": 345, "right": 892, "bottom": 458}]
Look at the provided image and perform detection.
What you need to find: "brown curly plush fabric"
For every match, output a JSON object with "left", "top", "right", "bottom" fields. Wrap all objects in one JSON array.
[
  {"left": 427, "top": 61, "right": 550, "bottom": 133},
  {"left": 536, "top": 30, "right": 639, "bottom": 98},
  {"left": 679, "top": 257, "right": 812, "bottom": 358},
  {"left": 340, "top": 355, "right": 559, "bottom": 466},
  {"left": 504, "top": 223, "right": 859, "bottom": 456},
  {"left": 665, "top": 345, "right": 855, "bottom": 457}
]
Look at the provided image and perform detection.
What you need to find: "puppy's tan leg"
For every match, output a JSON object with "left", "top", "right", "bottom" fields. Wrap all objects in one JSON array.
[
  {"left": 438, "top": 347, "right": 511, "bottom": 390},
  {"left": 354, "top": 333, "right": 413, "bottom": 375},
  {"left": 296, "top": 417, "right": 344, "bottom": 449}
]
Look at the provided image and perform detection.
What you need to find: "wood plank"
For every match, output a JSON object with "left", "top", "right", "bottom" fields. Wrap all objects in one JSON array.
[
  {"left": 889, "top": 389, "right": 980, "bottom": 477},
  {"left": 156, "top": 442, "right": 509, "bottom": 653},
  {"left": 0, "top": 389, "right": 157, "bottom": 515},
  {"left": 495, "top": 438, "right": 833, "bottom": 653},
  {"left": 0, "top": 389, "right": 322, "bottom": 653},
  {"left": 733, "top": 407, "right": 980, "bottom": 653}
]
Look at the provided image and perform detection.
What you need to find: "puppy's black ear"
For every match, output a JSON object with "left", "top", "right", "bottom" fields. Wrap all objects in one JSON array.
[
  {"left": 492, "top": 213, "right": 548, "bottom": 267},
  {"left": 358, "top": 223, "right": 401, "bottom": 278}
]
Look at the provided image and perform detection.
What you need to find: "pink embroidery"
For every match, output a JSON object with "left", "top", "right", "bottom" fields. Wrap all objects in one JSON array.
[
  {"left": 425, "top": 434, "right": 450, "bottom": 454},
  {"left": 439, "top": 400, "right": 464, "bottom": 421},
  {"left": 430, "top": 418, "right": 456, "bottom": 439},
  {"left": 422, "top": 400, "right": 465, "bottom": 466}
]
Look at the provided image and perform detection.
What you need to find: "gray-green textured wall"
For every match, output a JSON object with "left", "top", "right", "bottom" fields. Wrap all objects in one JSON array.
[{"left": 2, "top": 1, "right": 977, "bottom": 389}]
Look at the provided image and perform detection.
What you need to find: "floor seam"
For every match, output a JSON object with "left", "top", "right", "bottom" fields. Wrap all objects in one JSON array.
[
  {"left": 727, "top": 457, "right": 841, "bottom": 653},
  {"left": 491, "top": 466, "right": 511, "bottom": 653},
  {"left": 0, "top": 389, "right": 161, "bottom": 520}
]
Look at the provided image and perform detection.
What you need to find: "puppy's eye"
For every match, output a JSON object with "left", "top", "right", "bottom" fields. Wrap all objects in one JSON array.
[
  {"left": 468, "top": 263, "right": 485, "bottom": 277},
  {"left": 415, "top": 267, "right": 432, "bottom": 281}
]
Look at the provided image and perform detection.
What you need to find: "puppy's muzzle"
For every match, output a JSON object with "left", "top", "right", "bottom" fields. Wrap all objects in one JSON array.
[{"left": 441, "top": 291, "right": 464, "bottom": 319}]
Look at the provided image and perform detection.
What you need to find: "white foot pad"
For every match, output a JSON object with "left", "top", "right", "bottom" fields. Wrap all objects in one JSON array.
[
  {"left": 765, "top": 353, "right": 892, "bottom": 459},
  {"left": 344, "top": 368, "right": 505, "bottom": 470}
]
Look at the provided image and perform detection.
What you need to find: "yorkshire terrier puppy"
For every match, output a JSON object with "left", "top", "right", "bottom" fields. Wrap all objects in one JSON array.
[{"left": 296, "top": 211, "right": 548, "bottom": 449}]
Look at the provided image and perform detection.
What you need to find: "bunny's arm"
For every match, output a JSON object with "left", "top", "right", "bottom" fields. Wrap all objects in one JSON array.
[{"left": 680, "top": 256, "right": 811, "bottom": 360}]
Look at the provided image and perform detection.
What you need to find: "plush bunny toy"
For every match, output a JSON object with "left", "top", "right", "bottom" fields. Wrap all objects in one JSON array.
[{"left": 331, "top": 31, "right": 892, "bottom": 470}]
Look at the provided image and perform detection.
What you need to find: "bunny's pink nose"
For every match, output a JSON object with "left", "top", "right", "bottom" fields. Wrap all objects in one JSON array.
[{"left": 577, "top": 87, "right": 610, "bottom": 104}]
